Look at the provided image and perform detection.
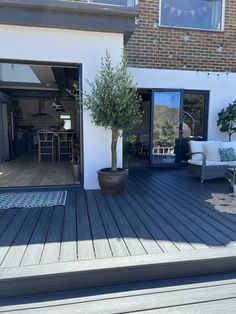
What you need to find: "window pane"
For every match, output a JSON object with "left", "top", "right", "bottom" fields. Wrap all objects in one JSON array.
[
  {"left": 161, "top": 0, "right": 223, "bottom": 31},
  {"left": 60, "top": 114, "right": 70, "bottom": 119},
  {"left": 64, "top": 120, "right": 72, "bottom": 130}
]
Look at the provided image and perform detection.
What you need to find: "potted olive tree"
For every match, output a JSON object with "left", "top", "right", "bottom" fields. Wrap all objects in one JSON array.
[
  {"left": 84, "top": 51, "right": 142, "bottom": 196},
  {"left": 217, "top": 100, "right": 236, "bottom": 141}
]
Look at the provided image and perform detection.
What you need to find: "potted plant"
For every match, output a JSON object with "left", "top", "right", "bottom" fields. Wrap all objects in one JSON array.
[
  {"left": 217, "top": 100, "right": 236, "bottom": 141},
  {"left": 84, "top": 51, "right": 142, "bottom": 196},
  {"left": 71, "top": 141, "right": 80, "bottom": 182}
]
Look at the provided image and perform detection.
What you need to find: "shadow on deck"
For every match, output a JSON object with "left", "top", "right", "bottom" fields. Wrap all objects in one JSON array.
[{"left": 0, "top": 168, "right": 236, "bottom": 297}]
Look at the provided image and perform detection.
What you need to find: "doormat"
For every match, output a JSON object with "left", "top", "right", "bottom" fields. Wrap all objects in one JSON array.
[
  {"left": 0, "top": 191, "right": 67, "bottom": 209},
  {"left": 206, "top": 193, "right": 236, "bottom": 214}
]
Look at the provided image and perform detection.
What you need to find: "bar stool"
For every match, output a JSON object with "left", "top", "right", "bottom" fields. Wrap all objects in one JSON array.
[
  {"left": 37, "top": 132, "right": 55, "bottom": 162},
  {"left": 57, "top": 132, "right": 74, "bottom": 162}
]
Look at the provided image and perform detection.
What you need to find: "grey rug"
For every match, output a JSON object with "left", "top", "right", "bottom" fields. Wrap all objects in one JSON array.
[
  {"left": 206, "top": 193, "right": 236, "bottom": 214},
  {"left": 0, "top": 191, "right": 67, "bottom": 209}
]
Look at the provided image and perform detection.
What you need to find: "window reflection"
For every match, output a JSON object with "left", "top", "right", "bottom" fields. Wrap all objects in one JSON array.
[{"left": 161, "top": 0, "right": 223, "bottom": 31}]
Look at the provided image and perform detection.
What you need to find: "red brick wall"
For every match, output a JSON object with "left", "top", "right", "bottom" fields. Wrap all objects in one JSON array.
[{"left": 125, "top": 0, "right": 236, "bottom": 72}]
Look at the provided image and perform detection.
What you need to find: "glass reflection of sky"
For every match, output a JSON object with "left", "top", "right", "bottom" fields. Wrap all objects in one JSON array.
[{"left": 154, "top": 91, "right": 181, "bottom": 109}]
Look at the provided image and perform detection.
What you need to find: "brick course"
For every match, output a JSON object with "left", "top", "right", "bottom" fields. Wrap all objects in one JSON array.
[{"left": 125, "top": 0, "right": 236, "bottom": 72}]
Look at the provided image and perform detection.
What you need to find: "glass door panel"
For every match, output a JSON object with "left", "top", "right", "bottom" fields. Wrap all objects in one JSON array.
[
  {"left": 151, "top": 90, "right": 181, "bottom": 166},
  {"left": 181, "top": 91, "right": 208, "bottom": 163}
]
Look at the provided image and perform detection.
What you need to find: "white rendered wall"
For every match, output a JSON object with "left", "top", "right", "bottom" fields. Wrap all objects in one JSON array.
[
  {"left": 129, "top": 67, "right": 236, "bottom": 142},
  {"left": 0, "top": 25, "right": 123, "bottom": 189}
]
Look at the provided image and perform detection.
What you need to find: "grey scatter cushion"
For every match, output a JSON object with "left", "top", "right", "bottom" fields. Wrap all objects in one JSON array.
[{"left": 218, "top": 147, "right": 236, "bottom": 161}]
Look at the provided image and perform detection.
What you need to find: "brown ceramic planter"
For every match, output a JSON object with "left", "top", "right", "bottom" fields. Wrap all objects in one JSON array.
[{"left": 97, "top": 168, "right": 128, "bottom": 196}]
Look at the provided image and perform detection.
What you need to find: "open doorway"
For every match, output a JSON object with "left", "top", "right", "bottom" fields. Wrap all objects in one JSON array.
[
  {"left": 0, "top": 62, "right": 82, "bottom": 188},
  {"left": 124, "top": 89, "right": 151, "bottom": 167}
]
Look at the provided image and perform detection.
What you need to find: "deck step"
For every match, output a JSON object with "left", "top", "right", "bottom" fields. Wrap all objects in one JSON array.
[
  {"left": 0, "top": 247, "right": 236, "bottom": 297},
  {"left": 1, "top": 272, "right": 236, "bottom": 313}
]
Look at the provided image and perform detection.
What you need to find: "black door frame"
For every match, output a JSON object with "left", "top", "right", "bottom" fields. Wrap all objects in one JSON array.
[{"left": 150, "top": 89, "right": 209, "bottom": 168}]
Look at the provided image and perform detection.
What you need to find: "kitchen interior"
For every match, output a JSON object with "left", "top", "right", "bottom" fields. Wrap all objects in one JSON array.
[{"left": 0, "top": 63, "right": 81, "bottom": 187}]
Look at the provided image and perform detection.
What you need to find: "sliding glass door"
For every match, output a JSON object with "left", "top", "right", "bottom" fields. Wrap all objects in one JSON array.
[
  {"left": 181, "top": 91, "right": 209, "bottom": 163},
  {"left": 151, "top": 89, "right": 209, "bottom": 167},
  {"left": 151, "top": 90, "right": 182, "bottom": 166}
]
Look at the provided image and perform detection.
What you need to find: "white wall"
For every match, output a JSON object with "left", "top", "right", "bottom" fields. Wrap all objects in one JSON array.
[
  {"left": 0, "top": 25, "right": 123, "bottom": 189},
  {"left": 129, "top": 67, "right": 236, "bottom": 142}
]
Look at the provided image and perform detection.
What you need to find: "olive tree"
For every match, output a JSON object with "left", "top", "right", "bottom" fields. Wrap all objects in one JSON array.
[
  {"left": 84, "top": 51, "right": 142, "bottom": 171},
  {"left": 217, "top": 100, "right": 236, "bottom": 141}
]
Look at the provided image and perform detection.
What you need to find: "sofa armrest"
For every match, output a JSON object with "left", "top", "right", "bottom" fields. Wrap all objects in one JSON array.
[{"left": 188, "top": 152, "right": 206, "bottom": 166}]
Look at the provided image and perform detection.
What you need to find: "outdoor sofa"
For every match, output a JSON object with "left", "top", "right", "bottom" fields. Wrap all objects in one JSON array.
[{"left": 188, "top": 140, "right": 236, "bottom": 183}]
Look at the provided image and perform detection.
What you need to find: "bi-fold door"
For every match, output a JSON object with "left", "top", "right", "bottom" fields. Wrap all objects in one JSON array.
[{"left": 150, "top": 89, "right": 209, "bottom": 167}]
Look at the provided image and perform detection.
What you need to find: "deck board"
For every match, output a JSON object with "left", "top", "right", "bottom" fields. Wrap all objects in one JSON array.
[
  {"left": 77, "top": 190, "right": 95, "bottom": 260},
  {"left": 129, "top": 172, "right": 224, "bottom": 247},
  {"left": 93, "top": 191, "right": 130, "bottom": 258},
  {"left": 0, "top": 209, "right": 30, "bottom": 265},
  {"left": 40, "top": 206, "right": 65, "bottom": 264},
  {"left": 1, "top": 207, "right": 42, "bottom": 267},
  {"left": 21, "top": 207, "right": 54, "bottom": 266},
  {"left": 131, "top": 171, "right": 233, "bottom": 246},
  {"left": 105, "top": 197, "right": 147, "bottom": 256},
  {"left": 1, "top": 273, "right": 236, "bottom": 313},
  {"left": 0, "top": 168, "right": 236, "bottom": 270},
  {"left": 60, "top": 191, "right": 77, "bottom": 262},
  {"left": 85, "top": 190, "right": 113, "bottom": 259},
  {"left": 163, "top": 172, "right": 236, "bottom": 229},
  {"left": 146, "top": 171, "right": 236, "bottom": 244}
]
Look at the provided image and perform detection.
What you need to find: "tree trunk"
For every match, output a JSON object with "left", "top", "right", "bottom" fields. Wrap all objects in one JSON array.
[
  {"left": 229, "top": 133, "right": 232, "bottom": 142},
  {"left": 111, "top": 126, "right": 118, "bottom": 171}
]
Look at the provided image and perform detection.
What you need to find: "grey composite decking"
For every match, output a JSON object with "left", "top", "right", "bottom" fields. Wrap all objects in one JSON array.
[
  {"left": 1, "top": 272, "right": 236, "bottom": 313},
  {"left": 0, "top": 168, "right": 236, "bottom": 296}
]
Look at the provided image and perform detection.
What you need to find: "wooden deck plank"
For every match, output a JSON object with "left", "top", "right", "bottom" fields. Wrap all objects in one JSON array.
[
  {"left": 115, "top": 196, "right": 163, "bottom": 254},
  {"left": 60, "top": 191, "right": 77, "bottom": 262},
  {"left": 143, "top": 171, "right": 236, "bottom": 245},
  {"left": 2, "top": 274, "right": 236, "bottom": 313},
  {"left": 132, "top": 171, "right": 234, "bottom": 247},
  {"left": 21, "top": 207, "right": 54, "bottom": 266},
  {"left": 105, "top": 197, "right": 147, "bottom": 256},
  {"left": 93, "top": 191, "right": 130, "bottom": 258},
  {"left": 162, "top": 171, "right": 236, "bottom": 230},
  {"left": 123, "top": 193, "right": 182, "bottom": 253},
  {"left": 76, "top": 190, "right": 95, "bottom": 261},
  {"left": 130, "top": 172, "right": 221, "bottom": 248},
  {"left": 0, "top": 209, "right": 7, "bottom": 221},
  {"left": 0, "top": 208, "right": 30, "bottom": 266},
  {"left": 0, "top": 209, "right": 18, "bottom": 238},
  {"left": 85, "top": 190, "right": 113, "bottom": 259},
  {"left": 127, "top": 178, "right": 195, "bottom": 252},
  {"left": 40, "top": 206, "right": 65, "bottom": 264},
  {"left": 1, "top": 207, "right": 42, "bottom": 267}
]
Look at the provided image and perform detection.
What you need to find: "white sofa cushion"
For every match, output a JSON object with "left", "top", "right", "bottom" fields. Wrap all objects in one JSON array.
[
  {"left": 203, "top": 141, "right": 221, "bottom": 161},
  {"left": 189, "top": 140, "right": 215, "bottom": 161}
]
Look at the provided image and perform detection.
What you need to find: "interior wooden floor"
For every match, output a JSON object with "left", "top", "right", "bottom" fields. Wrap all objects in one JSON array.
[{"left": 0, "top": 156, "right": 78, "bottom": 187}]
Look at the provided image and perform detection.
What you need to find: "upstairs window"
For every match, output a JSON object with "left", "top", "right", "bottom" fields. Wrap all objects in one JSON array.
[
  {"left": 160, "top": 0, "right": 224, "bottom": 31},
  {"left": 89, "top": 0, "right": 136, "bottom": 6}
]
